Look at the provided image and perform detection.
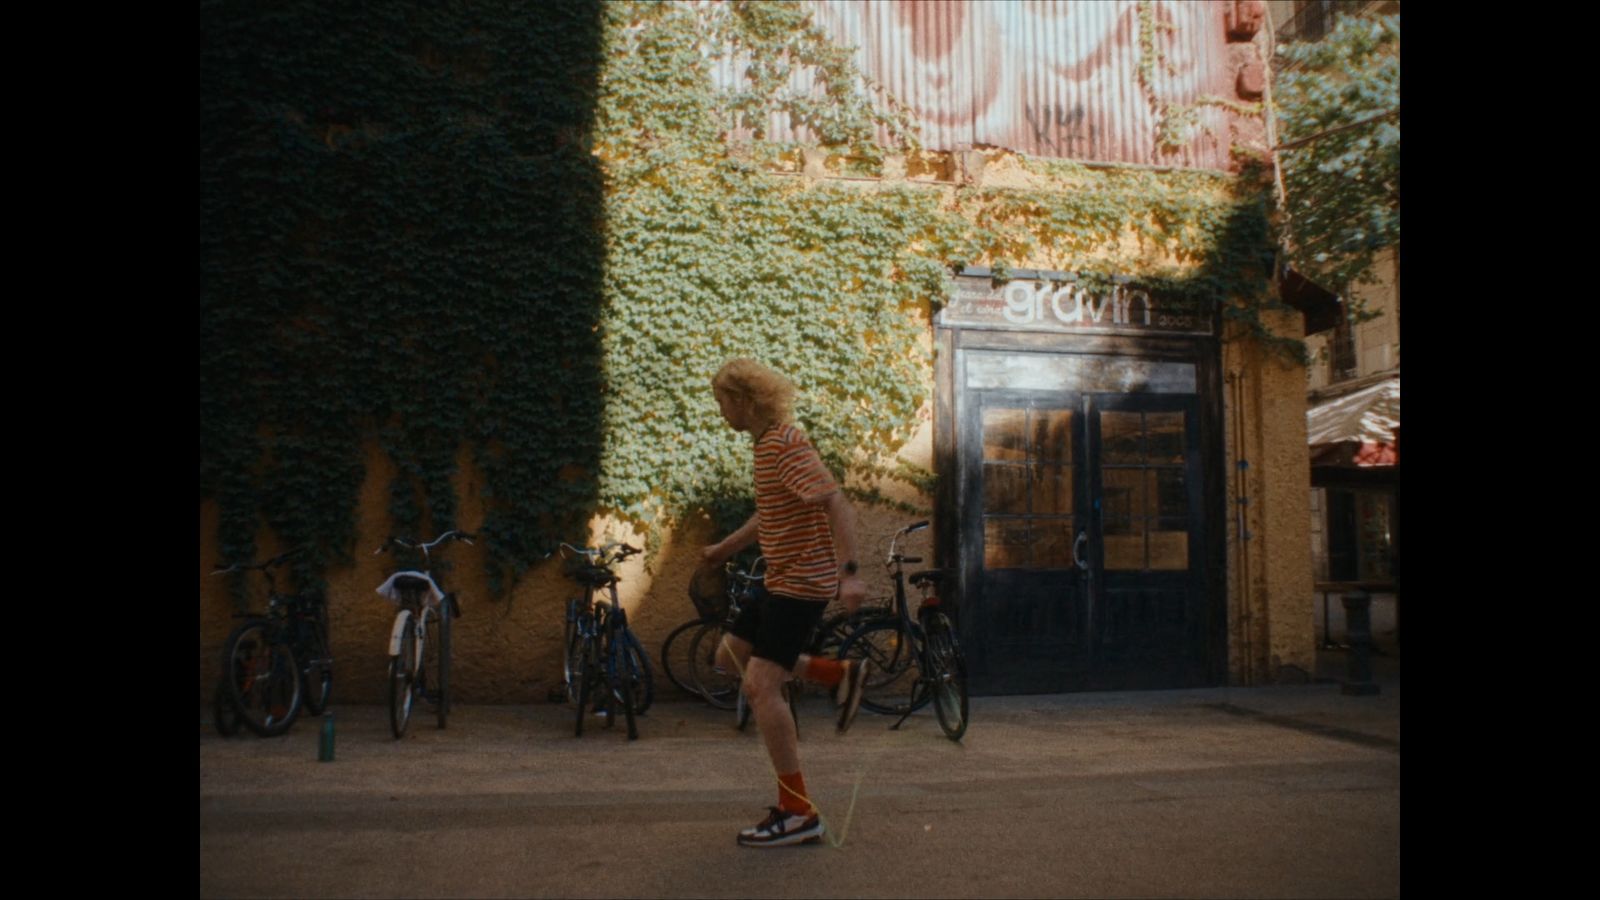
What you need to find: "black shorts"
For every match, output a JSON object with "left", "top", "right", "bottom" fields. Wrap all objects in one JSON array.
[{"left": 730, "top": 590, "right": 828, "bottom": 672}]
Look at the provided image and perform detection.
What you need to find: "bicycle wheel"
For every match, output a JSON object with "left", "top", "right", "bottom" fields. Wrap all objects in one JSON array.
[
  {"left": 659, "top": 618, "right": 706, "bottom": 699},
  {"left": 562, "top": 597, "right": 585, "bottom": 704},
  {"left": 436, "top": 599, "right": 453, "bottom": 729},
  {"left": 736, "top": 685, "right": 752, "bottom": 731},
  {"left": 689, "top": 621, "right": 740, "bottom": 710},
  {"left": 574, "top": 641, "right": 597, "bottom": 737},
  {"left": 223, "top": 620, "right": 303, "bottom": 737},
  {"left": 212, "top": 676, "right": 241, "bottom": 737},
  {"left": 811, "top": 600, "right": 891, "bottom": 657},
  {"left": 837, "top": 619, "right": 923, "bottom": 716},
  {"left": 924, "top": 611, "right": 969, "bottom": 741},
  {"left": 620, "top": 629, "right": 654, "bottom": 715},
  {"left": 389, "top": 616, "right": 418, "bottom": 739},
  {"left": 299, "top": 618, "right": 333, "bottom": 717},
  {"left": 609, "top": 637, "right": 638, "bottom": 741}
]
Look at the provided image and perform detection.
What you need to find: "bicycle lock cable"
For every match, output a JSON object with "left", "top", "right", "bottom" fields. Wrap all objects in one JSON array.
[{"left": 719, "top": 633, "right": 902, "bottom": 850}]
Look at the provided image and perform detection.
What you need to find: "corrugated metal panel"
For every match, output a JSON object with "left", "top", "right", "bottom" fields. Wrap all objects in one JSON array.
[{"left": 710, "top": 1, "right": 1243, "bottom": 169}]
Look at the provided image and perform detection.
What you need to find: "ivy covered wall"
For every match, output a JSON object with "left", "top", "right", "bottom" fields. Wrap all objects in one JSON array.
[
  {"left": 201, "top": 0, "right": 608, "bottom": 598},
  {"left": 201, "top": 1, "right": 1298, "bottom": 698}
]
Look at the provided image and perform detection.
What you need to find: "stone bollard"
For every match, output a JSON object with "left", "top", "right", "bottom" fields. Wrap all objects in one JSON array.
[{"left": 1341, "top": 589, "right": 1380, "bottom": 696}]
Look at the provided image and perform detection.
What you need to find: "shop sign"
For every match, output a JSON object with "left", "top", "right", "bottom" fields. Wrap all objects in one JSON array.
[{"left": 941, "top": 275, "right": 1213, "bottom": 336}]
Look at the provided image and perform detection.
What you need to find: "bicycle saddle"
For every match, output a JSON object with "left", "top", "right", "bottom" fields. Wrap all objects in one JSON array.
[
  {"left": 376, "top": 570, "right": 445, "bottom": 607},
  {"left": 571, "top": 564, "right": 618, "bottom": 588}
]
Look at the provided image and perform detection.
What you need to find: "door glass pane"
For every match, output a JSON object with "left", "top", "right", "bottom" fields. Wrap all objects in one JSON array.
[
  {"left": 1104, "top": 521, "right": 1145, "bottom": 570},
  {"left": 1101, "top": 412, "right": 1143, "bottom": 463},
  {"left": 1148, "top": 529, "right": 1188, "bottom": 570},
  {"left": 1033, "top": 463, "right": 1072, "bottom": 514},
  {"left": 1152, "top": 468, "right": 1187, "bottom": 518},
  {"left": 1356, "top": 492, "right": 1395, "bottom": 581},
  {"left": 984, "top": 464, "right": 1030, "bottom": 514},
  {"left": 1102, "top": 468, "right": 1145, "bottom": 522},
  {"left": 1031, "top": 409, "right": 1073, "bottom": 462},
  {"left": 1034, "top": 519, "right": 1076, "bottom": 568},
  {"left": 983, "top": 405, "right": 1078, "bottom": 571},
  {"left": 1146, "top": 412, "right": 1185, "bottom": 464},
  {"left": 983, "top": 408, "right": 1028, "bottom": 461},
  {"left": 984, "top": 518, "right": 1031, "bottom": 568}
]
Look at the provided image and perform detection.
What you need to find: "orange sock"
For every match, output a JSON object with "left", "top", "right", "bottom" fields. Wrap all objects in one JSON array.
[
  {"left": 803, "top": 656, "right": 845, "bottom": 687},
  {"left": 777, "top": 770, "right": 813, "bottom": 816}
]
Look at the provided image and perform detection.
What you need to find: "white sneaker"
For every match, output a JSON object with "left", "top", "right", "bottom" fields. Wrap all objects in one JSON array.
[{"left": 737, "top": 806, "right": 823, "bottom": 847}]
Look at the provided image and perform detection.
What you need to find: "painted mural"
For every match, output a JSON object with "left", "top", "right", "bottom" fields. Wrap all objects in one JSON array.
[{"left": 801, "top": 0, "right": 1235, "bottom": 167}]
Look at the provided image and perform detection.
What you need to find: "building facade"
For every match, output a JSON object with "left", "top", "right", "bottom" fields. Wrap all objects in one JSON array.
[
  {"left": 1268, "top": 0, "right": 1400, "bottom": 648},
  {"left": 200, "top": 0, "right": 1321, "bottom": 703}
]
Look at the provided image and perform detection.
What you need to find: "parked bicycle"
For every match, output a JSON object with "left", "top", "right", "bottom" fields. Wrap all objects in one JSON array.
[
  {"left": 559, "top": 542, "right": 653, "bottom": 740},
  {"left": 212, "top": 547, "right": 333, "bottom": 738},
  {"left": 670, "top": 555, "right": 869, "bottom": 735},
  {"left": 835, "top": 520, "right": 969, "bottom": 741},
  {"left": 658, "top": 556, "right": 764, "bottom": 708},
  {"left": 375, "top": 531, "right": 471, "bottom": 739},
  {"left": 736, "top": 601, "right": 883, "bottom": 734}
]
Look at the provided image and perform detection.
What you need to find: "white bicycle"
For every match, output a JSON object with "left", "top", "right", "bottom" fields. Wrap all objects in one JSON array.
[{"left": 374, "top": 530, "right": 472, "bottom": 738}]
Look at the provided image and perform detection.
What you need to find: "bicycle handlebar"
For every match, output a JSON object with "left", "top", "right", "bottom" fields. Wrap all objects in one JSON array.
[
  {"left": 726, "top": 556, "right": 765, "bottom": 585},
  {"left": 372, "top": 530, "right": 475, "bottom": 556},
  {"left": 886, "top": 521, "right": 930, "bottom": 567},
  {"left": 559, "top": 541, "right": 641, "bottom": 566},
  {"left": 211, "top": 545, "right": 305, "bottom": 576}
]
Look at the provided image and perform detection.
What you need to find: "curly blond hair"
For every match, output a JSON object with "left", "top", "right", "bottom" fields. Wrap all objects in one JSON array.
[{"left": 712, "top": 358, "right": 797, "bottom": 425}]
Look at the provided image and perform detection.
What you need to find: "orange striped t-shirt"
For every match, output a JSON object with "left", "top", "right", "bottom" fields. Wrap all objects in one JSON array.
[{"left": 754, "top": 423, "right": 840, "bottom": 602}]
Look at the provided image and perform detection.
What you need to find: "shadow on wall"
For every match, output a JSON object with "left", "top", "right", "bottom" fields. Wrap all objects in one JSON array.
[{"left": 200, "top": 1, "right": 608, "bottom": 701}]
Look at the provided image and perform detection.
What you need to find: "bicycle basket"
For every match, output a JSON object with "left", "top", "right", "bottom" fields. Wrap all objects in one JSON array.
[{"left": 688, "top": 565, "right": 729, "bottom": 620}]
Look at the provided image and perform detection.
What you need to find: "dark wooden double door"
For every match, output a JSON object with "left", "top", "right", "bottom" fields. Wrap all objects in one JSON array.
[{"left": 957, "top": 353, "right": 1221, "bottom": 693}]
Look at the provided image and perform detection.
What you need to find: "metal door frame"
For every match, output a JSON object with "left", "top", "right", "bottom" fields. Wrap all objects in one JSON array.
[{"left": 934, "top": 325, "right": 1228, "bottom": 692}]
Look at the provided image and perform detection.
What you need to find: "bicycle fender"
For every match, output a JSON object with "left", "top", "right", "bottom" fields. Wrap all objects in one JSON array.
[{"left": 388, "top": 609, "right": 415, "bottom": 656}]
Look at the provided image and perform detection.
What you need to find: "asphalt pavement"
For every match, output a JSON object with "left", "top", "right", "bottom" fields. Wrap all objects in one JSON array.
[{"left": 199, "top": 650, "right": 1399, "bottom": 899}]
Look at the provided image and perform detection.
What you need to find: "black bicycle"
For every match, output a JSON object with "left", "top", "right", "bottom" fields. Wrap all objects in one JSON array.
[
  {"left": 560, "top": 542, "right": 653, "bottom": 740},
  {"left": 212, "top": 547, "right": 333, "bottom": 738},
  {"left": 375, "top": 531, "right": 471, "bottom": 739},
  {"left": 671, "top": 556, "right": 868, "bottom": 734},
  {"left": 659, "top": 562, "right": 736, "bottom": 702},
  {"left": 835, "top": 520, "right": 969, "bottom": 741},
  {"left": 664, "top": 557, "right": 765, "bottom": 709}
]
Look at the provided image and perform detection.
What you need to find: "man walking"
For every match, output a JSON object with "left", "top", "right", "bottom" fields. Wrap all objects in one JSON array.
[{"left": 701, "top": 358, "right": 871, "bottom": 847}]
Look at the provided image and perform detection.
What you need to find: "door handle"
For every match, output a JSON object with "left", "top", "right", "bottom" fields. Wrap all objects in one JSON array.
[{"left": 1073, "top": 530, "right": 1088, "bottom": 569}]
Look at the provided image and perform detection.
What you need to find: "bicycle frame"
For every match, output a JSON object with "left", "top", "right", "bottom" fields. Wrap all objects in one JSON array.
[
  {"left": 387, "top": 601, "right": 436, "bottom": 672},
  {"left": 375, "top": 530, "right": 471, "bottom": 738},
  {"left": 213, "top": 547, "right": 330, "bottom": 737},
  {"left": 560, "top": 541, "right": 648, "bottom": 740},
  {"left": 835, "top": 520, "right": 969, "bottom": 739}
]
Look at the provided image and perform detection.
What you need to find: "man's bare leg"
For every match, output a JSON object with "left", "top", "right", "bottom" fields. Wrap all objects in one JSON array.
[{"left": 744, "top": 656, "right": 802, "bottom": 775}]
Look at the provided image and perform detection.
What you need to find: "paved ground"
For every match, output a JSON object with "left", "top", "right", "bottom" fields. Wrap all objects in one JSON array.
[{"left": 200, "top": 652, "right": 1399, "bottom": 899}]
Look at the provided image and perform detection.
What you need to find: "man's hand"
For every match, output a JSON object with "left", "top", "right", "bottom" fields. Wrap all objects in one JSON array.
[
  {"left": 705, "top": 514, "right": 759, "bottom": 569},
  {"left": 839, "top": 573, "right": 868, "bottom": 614},
  {"left": 701, "top": 542, "right": 729, "bottom": 567}
]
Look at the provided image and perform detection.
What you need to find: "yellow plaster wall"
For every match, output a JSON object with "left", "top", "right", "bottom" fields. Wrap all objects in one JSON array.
[
  {"left": 1222, "top": 309, "right": 1315, "bottom": 684},
  {"left": 201, "top": 153, "right": 1309, "bottom": 697},
  {"left": 201, "top": 416, "right": 937, "bottom": 707}
]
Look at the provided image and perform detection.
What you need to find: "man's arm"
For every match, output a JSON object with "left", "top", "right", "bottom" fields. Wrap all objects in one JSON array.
[
  {"left": 823, "top": 490, "right": 868, "bottom": 612},
  {"left": 702, "top": 513, "right": 759, "bottom": 567}
]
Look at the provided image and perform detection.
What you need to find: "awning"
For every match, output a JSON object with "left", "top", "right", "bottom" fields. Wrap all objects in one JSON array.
[
  {"left": 1278, "top": 265, "right": 1342, "bottom": 335},
  {"left": 1307, "top": 376, "right": 1399, "bottom": 467}
]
